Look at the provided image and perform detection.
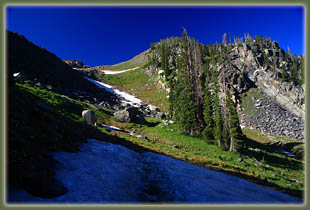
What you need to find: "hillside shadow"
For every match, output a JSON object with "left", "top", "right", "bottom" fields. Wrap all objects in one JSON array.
[
  {"left": 240, "top": 137, "right": 303, "bottom": 171},
  {"left": 145, "top": 121, "right": 160, "bottom": 127}
]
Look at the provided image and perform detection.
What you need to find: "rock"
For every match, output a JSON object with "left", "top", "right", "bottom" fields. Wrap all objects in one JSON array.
[
  {"left": 82, "top": 110, "right": 96, "bottom": 125},
  {"left": 114, "top": 110, "right": 131, "bottom": 123},
  {"left": 172, "top": 144, "right": 179, "bottom": 149},
  {"left": 147, "top": 104, "right": 160, "bottom": 112},
  {"left": 155, "top": 112, "right": 166, "bottom": 120},
  {"left": 114, "top": 107, "right": 146, "bottom": 124},
  {"left": 241, "top": 92, "right": 304, "bottom": 141},
  {"left": 63, "top": 59, "right": 88, "bottom": 68}
]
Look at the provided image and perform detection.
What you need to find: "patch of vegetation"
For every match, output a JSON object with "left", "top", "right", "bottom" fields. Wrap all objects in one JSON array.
[
  {"left": 242, "top": 128, "right": 301, "bottom": 144},
  {"left": 17, "top": 83, "right": 113, "bottom": 124},
  {"left": 240, "top": 88, "right": 265, "bottom": 115},
  {"left": 102, "top": 51, "right": 148, "bottom": 70},
  {"left": 103, "top": 68, "right": 149, "bottom": 89},
  {"left": 102, "top": 68, "right": 169, "bottom": 112}
]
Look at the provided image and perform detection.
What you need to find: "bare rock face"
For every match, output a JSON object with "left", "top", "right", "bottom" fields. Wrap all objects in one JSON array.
[
  {"left": 226, "top": 42, "right": 305, "bottom": 120},
  {"left": 82, "top": 110, "right": 96, "bottom": 125},
  {"left": 254, "top": 72, "right": 305, "bottom": 119},
  {"left": 217, "top": 40, "right": 305, "bottom": 140}
]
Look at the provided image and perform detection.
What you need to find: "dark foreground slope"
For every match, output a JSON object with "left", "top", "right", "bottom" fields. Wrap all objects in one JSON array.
[{"left": 7, "top": 30, "right": 119, "bottom": 105}]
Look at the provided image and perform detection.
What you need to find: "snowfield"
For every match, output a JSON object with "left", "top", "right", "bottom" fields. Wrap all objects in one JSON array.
[
  {"left": 8, "top": 139, "right": 302, "bottom": 204},
  {"left": 84, "top": 76, "right": 142, "bottom": 106}
]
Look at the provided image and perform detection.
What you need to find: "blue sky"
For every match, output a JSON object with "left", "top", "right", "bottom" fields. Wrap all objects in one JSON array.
[{"left": 6, "top": 6, "right": 304, "bottom": 67}]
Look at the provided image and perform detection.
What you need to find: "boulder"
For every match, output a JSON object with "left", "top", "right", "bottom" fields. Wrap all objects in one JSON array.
[
  {"left": 82, "top": 110, "right": 96, "bottom": 125},
  {"left": 114, "top": 107, "right": 146, "bottom": 124},
  {"left": 147, "top": 104, "right": 160, "bottom": 112},
  {"left": 155, "top": 112, "right": 166, "bottom": 120},
  {"left": 114, "top": 109, "right": 131, "bottom": 123}
]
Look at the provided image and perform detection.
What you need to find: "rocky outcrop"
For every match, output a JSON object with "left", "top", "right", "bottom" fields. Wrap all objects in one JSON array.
[
  {"left": 114, "top": 107, "right": 146, "bottom": 124},
  {"left": 111, "top": 102, "right": 165, "bottom": 120},
  {"left": 227, "top": 43, "right": 305, "bottom": 119},
  {"left": 63, "top": 59, "right": 90, "bottom": 68},
  {"left": 253, "top": 71, "right": 305, "bottom": 119}
]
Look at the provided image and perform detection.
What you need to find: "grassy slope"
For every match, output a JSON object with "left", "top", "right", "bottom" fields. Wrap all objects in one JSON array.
[
  {"left": 102, "top": 68, "right": 169, "bottom": 112},
  {"left": 97, "top": 50, "right": 149, "bottom": 70},
  {"left": 240, "top": 87, "right": 266, "bottom": 115},
  {"left": 15, "top": 83, "right": 304, "bottom": 199}
]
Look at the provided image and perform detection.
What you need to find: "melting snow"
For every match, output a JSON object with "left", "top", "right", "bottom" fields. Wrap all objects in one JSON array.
[
  {"left": 13, "top": 72, "right": 20, "bottom": 77},
  {"left": 84, "top": 76, "right": 142, "bottom": 106},
  {"left": 101, "top": 124, "right": 121, "bottom": 131},
  {"left": 7, "top": 140, "right": 302, "bottom": 204}
]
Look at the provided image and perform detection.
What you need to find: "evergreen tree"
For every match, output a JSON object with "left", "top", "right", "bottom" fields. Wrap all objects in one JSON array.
[
  {"left": 222, "top": 33, "right": 227, "bottom": 46},
  {"left": 213, "top": 89, "right": 224, "bottom": 147},
  {"left": 282, "top": 65, "right": 288, "bottom": 82},
  {"left": 288, "top": 47, "right": 292, "bottom": 60},
  {"left": 272, "top": 58, "right": 277, "bottom": 72},
  {"left": 263, "top": 51, "right": 270, "bottom": 67},
  {"left": 226, "top": 91, "right": 243, "bottom": 152},
  {"left": 173, "top": 33, "right": 198, "bottom": 136},
  {"left": 202, "top": 79, "right": 214, "bottom": 140},
  {"left": 290, "top": 61, "right": 298, "bottom": 84},
  {"left": 299, "top": 56, "right": 304, "bottom": 85}
]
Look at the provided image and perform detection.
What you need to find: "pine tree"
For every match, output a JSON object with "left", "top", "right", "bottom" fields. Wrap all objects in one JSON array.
[
  {"left": 202, "top": 79, "right": 214, "bottom": 140},
  {"left": 272, "top": 58, "right": 277, "bottom": 72},
  {"left": 282, "top": 65, "right": 288, "bottom": 82},
  {"left": 290, "top": 62, "right": 298, "bottom": 84},
  {"left": 226, "top": 91, "right": 243, "bottom": 152},
  {"left": 299, "top": 56, "right": 304, "bottom": 85},
  {"left": 222, "top": 33, "right": 227, "bottom": 46},
  {"left": 173, "top": 33, "right": 198, "bottom": 136},
  {"left": 213, "top": 89, "right": 224, "bottom": 147}
]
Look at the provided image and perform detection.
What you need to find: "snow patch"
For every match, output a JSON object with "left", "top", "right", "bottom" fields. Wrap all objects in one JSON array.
[
  {"left": 102, "top": 124, "right": 121, "bottom": 131},
  {"left": 84, "top": 76, "right": 142, "bottom": 106},
  {"left": 13, "top": 72, "right": 20, "bottom": 77},
  {"left": 102, "top": 67, "right": 139, "bottom": 75}
]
